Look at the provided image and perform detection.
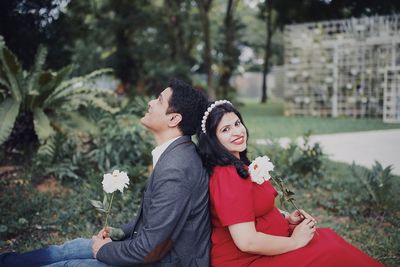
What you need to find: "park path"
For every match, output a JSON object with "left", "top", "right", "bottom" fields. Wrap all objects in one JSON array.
[{"left": 256, "top": 129, "right": 400, "bottom": 176}]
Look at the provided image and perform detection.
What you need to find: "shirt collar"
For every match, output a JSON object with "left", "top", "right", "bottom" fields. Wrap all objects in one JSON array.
[{"left": 151, "top": 136, "right": 181, "bottom": 167}]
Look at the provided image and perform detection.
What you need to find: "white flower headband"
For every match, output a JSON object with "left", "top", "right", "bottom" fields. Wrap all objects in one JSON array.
[{"left": 201, "top": 100, "right": 232, "bottom": 134}]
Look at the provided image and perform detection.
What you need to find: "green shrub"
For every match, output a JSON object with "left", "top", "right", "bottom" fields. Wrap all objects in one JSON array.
[
  {"left": 120, "top": 96, "right": 150, "bottom": 117},
  {"left": 317, "top": 160, "right": 398, "bottom": 218},
  {"left": 250, "top": 133, "right": 325, "bottom": 188},
  {"left": 351, "top": 161, "right": 396, "bottom": 214},
  {"left": 32, "top": 97, "right": 153, "bottom": 182},
  {"left": 2, "top": 100, "right": 153, "bottom": 243},
  {"left": 30, "top": 134, "right": 81, "bottom": 182},
  {"left": 0, "top": 36, "right": 118, "bottom": 163},
  {"left": 86, "top": 115, "right": 153, "bottom": 185}
]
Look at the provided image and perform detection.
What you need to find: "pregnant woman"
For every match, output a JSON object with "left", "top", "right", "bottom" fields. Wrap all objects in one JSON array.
[{"left": 197, "top": 100, "right": 385, "bottom": 267}]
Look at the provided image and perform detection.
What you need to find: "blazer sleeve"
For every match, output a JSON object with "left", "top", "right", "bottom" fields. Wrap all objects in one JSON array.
[
  {"left": 120, "top": 219, "right": 138, "bottom": 237},
  {"left": 96, "top": 165, "right": 192, "bottom": 266},
  {"left": 120, "top": 223, "right": 134, "bottom": 239}
]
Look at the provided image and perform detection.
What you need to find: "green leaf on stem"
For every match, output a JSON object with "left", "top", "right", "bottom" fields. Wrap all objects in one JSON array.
[
  {"left": 90, "top": 199, "right": 104, "bottom": 209},
  {"left": 95, "top": 208, "right": 107, "bottom": 213}
]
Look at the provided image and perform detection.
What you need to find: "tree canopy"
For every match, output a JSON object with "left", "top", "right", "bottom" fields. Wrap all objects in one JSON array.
[{"left": 1, "top": 0, "right": 400, "bottom": 98}]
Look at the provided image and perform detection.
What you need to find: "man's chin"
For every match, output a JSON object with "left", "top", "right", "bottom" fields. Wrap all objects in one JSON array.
[{"left": 140, "top": 118, "right": 152, "bottom": 131}]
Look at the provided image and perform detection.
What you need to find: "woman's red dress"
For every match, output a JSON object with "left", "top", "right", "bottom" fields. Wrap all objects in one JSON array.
[{"left": 209, "top": 165, "right": 385, "bottom": 267}]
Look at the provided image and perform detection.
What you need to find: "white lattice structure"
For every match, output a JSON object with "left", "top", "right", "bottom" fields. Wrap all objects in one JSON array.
[
  {"left": 283, "top": 15, "right": 400, "bottom": 122},
  {"left": 383, "top": 67, "right": 400, "bottom": 122}
]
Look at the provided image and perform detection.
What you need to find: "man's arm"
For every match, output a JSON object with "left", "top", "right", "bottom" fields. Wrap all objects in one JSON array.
[
  {"left": 92, "top": 235, "right": 112, "bottom": 257},
  {"left": 119, "top": 218, "right": 139, "bottom": 236},
  {"left": 96, "top": 166, "right": 192, "bottom": 266}
]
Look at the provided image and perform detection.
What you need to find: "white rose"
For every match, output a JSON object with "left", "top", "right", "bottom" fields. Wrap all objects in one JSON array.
[
  {"left": 250, "top": 174, "right": 265, "bottom": 185},
  {"left": 249, "top": 156, "right": 275, "bottom": 185},
  {"left": 102, "top": 170, "right": 130, "bottom": 193}
]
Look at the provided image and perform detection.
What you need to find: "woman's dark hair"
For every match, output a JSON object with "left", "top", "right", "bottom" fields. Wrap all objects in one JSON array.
[
  {"left": 167, "top": 78, "right": 208, "bottom": 136},
  {"left": 197, "top": 103, "right": 250, "bottom": 179}
]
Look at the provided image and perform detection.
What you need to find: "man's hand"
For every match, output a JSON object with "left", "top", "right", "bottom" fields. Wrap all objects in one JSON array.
[
  {"left": 97, "top": 227, "right": 125, "bottom": 241},
  {"left": 92, "top": 235, "right": 112, "bottom": 258},
  {"left": 97, "top": 227, "right": 111, "bottom": 239}
]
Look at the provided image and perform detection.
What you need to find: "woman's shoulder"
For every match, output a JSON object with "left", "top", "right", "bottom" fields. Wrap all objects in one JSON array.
[
  {"left": 209, "top": 165, "right": 253, "bottom": 204},
  {"left": 211, "top": 165, "right": 249, "bottom": 184},
  {"left": 212, "top": 165, "right": 237, "bottom": 176}
]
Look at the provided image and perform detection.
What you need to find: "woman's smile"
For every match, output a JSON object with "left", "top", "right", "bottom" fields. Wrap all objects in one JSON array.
[{"left": 232, "top": 136, "right": 245, "bottom": 145}]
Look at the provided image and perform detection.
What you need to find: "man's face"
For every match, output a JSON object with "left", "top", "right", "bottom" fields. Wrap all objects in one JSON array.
[{"left": 141, "top": 87, "right": 174, "bottom": 133}]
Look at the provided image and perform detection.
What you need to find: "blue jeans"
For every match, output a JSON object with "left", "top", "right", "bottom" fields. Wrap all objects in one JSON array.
[{"left": 0, "top": 238, "right": 116, "bottom": 267}]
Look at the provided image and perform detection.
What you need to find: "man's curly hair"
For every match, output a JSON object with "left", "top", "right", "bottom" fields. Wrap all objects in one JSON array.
[{"left": 166, "top": 78, "right": 208, "bottom": 136}]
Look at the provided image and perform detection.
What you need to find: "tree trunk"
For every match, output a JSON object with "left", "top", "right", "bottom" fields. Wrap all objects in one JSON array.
[
  {"left": 3, "top": 111, "right": 38, "bottom": 163},
  {"left": 196, "top": 0, "right": 215, "bottom": 99},
  {"left": 164, "top": 0, "right": 184, "bottom": 62},
  {"left": 261, "top": 0, "right": 273, "bottom": 103},
  {"left": 219, "top": 0, "right": 238, "bottom": 99}
]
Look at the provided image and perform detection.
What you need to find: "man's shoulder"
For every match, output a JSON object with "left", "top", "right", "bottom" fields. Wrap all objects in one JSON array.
[
  {"left": 155, "top": 139, "right": 205, "bottom": 179},
  {"left": 163, "top": 138, "right": 199, "bottom": 161}
]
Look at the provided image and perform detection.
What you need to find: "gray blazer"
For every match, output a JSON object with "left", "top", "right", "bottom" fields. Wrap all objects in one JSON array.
[{"left": 96, "top": 136, "right": 211, "bottom": 266}]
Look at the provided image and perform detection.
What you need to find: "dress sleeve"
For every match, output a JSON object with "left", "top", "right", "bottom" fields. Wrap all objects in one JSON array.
[{"left": 210, "top": 166, "right": 255, "bottom": 226}]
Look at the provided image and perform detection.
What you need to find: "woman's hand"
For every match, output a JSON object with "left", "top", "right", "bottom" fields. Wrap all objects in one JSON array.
[
  {"left": 287, "top": 210, "right": 303, "bottom": 225},
  {"left": 287, "top": 209, "right": 317, "bottom": 225},
  {"left": 290, "top": 218, "right": 316, "bottom": 249}
]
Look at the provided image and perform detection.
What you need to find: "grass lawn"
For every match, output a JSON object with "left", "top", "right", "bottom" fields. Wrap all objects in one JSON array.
[
  {"left": 1, "top": 99, "right": 399, "bottom": 266},
  {"left": 302, "top": 160, "right": 400, "bottom": 266},
  {"left": 1, "top": 159, "right": 399, "bottom": 266},
  {"left": 257, "top": 156, "right": 400, "bottom": 266},
  {"left": 238, "top": 100, "right": 400, "bottom": 139}
]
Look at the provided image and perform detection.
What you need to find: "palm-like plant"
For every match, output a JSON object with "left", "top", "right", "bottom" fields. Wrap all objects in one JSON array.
[{"left": 0, "top": 36, "right": 118, "bottom": 160}]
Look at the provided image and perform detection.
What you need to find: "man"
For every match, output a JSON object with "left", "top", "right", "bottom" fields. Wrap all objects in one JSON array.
[{"left": 0, "top": 79, "right": 211, "bottom": 267}]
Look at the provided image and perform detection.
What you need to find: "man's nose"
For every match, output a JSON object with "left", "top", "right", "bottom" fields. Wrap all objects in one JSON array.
[{"left": 148, "top": 99, "right": 156, "bottom": 107}]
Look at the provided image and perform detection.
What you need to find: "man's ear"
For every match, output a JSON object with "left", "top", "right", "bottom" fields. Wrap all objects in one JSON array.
[{"left": 168, "top": 113, "right": 182, "bottom": 128}]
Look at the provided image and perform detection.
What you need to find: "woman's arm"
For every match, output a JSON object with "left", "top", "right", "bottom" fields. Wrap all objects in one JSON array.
[{"left": 228, "top": 218, "right": 316, "bottom": 256}]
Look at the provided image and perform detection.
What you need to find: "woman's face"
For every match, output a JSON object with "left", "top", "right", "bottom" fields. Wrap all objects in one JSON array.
[{"left": 216, "top": 112, "right": 247, "bottom": 159}]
